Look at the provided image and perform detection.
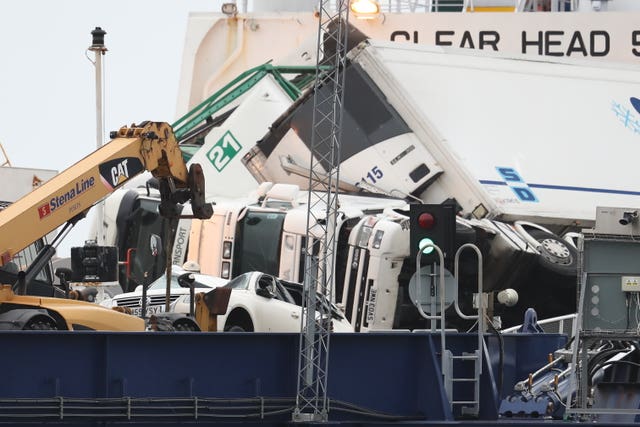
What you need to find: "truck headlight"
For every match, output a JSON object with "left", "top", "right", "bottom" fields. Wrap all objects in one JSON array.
[
  {"left": 222, "top": 241, "right": 232, "bottom": 259},
  {"left": 372, "top": 230, "right": 384, "bottom": 249},
  {"left": 221, "top": 261, "right": 231, "bottom": 279}
]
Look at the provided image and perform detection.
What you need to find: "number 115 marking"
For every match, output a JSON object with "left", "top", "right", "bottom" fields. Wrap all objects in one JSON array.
[{"left": 364, "top": 166, "right": 383, "bottom": 183}]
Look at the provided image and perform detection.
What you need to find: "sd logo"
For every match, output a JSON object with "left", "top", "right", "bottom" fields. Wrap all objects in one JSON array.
[{"left": 496, "top": 167, "right": 538, "bottom": 203}]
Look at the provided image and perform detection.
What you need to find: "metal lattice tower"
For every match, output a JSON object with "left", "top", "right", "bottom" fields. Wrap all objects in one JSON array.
[{"left": 293, "top": 0, "right": 350, "bottom": 422}]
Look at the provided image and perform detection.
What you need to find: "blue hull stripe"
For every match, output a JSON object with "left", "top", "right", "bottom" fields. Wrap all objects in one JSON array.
[{"left": 480, "top": 180, "right": 640, "bottom": 197}]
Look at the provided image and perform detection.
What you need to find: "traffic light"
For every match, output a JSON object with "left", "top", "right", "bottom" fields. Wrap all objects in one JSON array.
[{"left": 409, "top": 203, "right": 456, "bottom": 265}]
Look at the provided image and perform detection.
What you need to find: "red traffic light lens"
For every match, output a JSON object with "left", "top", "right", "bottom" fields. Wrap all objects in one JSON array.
[{"left": 417, "top": 212, "right": 436, "bottom": 229}]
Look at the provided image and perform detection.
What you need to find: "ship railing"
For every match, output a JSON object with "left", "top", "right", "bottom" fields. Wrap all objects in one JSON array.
[
  {"left": 514, "top": 0, "right": 578, "bottom": 11},
  {"left": 326, "top": 0, "right": 578, "bottom": 13},
  {"left": 501, "top": 312, "right": 577, "bottom": 335}
]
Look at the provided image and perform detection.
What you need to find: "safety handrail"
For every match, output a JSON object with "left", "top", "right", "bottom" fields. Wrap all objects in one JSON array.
[
  {"left": 414, "top": 242, "right": 485, "bottom": 413},
  {"left": 453, "top": 243, "right": 483, "bottom": 321},
  {"left": 453, "top": 243, "right": 485, "bottom": 383},
  {"left": 414, "top": 243, "right": 447, "bottom": 385}
]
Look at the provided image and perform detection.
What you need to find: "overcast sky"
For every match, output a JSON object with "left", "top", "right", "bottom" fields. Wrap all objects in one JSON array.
[{"left": 0, "top": 0, "right": 223, "bottom": 256}]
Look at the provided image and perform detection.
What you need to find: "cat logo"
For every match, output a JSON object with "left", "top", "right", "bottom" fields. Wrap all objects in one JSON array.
[
  {"left": 99, "top": 157, "right": 145, "bottom": 190},
  {"left": 111, "top": 159, "right": 131, "bottom": 186}
]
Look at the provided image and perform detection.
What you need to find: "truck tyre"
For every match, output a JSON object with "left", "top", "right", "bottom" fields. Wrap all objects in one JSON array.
[
  {"left": 23, "top": 318, "right": 58, "bottom": 330},
  {"left": 529, "top": 229, "right": 577, "bottom": 277},
  {"left": 173, "top": 320, "right": 200, "bottom": 331}
]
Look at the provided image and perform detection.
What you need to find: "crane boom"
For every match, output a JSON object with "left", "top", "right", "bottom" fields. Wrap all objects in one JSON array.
[
  {"left": 0, "top": 121, "right": 212, "bottom": 265},
  {"left": 0, "top": 121, "right": 215, "bottom": 332}
]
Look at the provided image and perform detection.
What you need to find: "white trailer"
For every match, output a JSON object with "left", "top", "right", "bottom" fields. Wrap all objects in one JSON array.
[
  {"left": 345, "top": 40, "right": 640, "bottom": 227},
  {"left": 252, "top": 39, "right": 640, "bottom": 229}
]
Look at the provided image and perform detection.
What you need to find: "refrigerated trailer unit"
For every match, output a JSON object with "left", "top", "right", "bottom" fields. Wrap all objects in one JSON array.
[{"left": 254, "top": 39, "right": 640, "bottom": 228}]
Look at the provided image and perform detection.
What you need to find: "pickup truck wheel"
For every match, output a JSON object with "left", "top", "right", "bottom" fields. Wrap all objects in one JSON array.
[
  {"left": 529, "top": 229, "right": 577, "bottom": 277},
  {"left": 224, "top": 309, "right": 253, "bottom": 332}
]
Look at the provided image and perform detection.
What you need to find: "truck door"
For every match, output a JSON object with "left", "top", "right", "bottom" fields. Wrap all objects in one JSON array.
[
  {"left": 188, "top": 209, "right": 229, "bottom": 278},
  {"left": 116, "top": 195, "right": 171, "bottom": 292}
]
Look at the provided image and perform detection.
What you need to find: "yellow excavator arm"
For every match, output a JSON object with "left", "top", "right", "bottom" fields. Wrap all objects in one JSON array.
[
  {"left": 0, "top": 121, "right": 214, "bottom": 332},
  {"left": 0, "top": 121, "right": 211, "bottom": 265}
]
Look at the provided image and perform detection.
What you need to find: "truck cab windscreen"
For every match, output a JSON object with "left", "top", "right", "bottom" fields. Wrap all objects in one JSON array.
[
  {"left": 259, "top": 63, "right": 410, "bottom": 168},
  {"left": 232, "top": 211, "right": 285, "bottom": 277}
]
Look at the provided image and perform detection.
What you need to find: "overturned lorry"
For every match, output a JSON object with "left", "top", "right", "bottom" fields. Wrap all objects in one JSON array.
[{"left": 99, "top": 40, "right": 640, "bottom": 328}]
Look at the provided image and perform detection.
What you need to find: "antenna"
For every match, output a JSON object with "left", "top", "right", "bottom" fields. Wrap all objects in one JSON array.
[{"left": 87, "top": 27, "right": 108, "bottom": 242}]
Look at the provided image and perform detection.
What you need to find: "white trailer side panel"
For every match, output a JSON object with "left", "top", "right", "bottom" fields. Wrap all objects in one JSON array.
[{"left": 354, "top": 40, "right": 640, "bottom": 225}]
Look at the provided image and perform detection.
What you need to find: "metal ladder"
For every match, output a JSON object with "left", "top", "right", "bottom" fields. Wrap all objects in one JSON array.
[{"left": 414, "top": 243, "right": 485, "bottom": 417}]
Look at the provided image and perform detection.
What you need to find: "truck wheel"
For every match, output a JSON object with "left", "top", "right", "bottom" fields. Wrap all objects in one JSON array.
[
  {"left": 23, "top": 318, "right": 58, "bottom": 330},
  {"left": 529, "top": 229, "right": 577, "bottom": 277},
  {"left": 172, "top": 319, "right": 200, "bottom": 332}
]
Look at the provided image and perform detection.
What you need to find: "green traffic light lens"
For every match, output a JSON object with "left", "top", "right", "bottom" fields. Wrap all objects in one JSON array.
[{"left": 419, "top": 237, "right": 435, "bottom": 254}]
